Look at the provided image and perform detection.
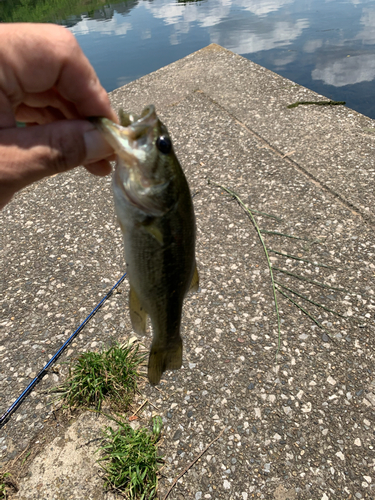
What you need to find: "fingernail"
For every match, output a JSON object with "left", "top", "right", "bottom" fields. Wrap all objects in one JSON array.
[{"left": 84, "top": 126, "right": 114, "bottom": 162}]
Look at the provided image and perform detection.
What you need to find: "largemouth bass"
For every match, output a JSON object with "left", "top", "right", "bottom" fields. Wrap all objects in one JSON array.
[{"left": 92, "top": 106, "right": 199, "bottom": 385}]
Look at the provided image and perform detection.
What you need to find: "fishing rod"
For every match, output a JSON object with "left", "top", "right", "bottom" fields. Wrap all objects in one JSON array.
[{"left": 0, "top": 272, "right": 127, "bottom": 430}]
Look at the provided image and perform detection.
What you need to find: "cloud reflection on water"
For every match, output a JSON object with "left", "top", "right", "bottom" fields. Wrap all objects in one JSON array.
[
  {"left": 230, "top": 0, "right": 295, "bottom": 17},
  {"left": 356, "top": 8, "right": 375, "bottom": 45},
  {"left": 70, "top": 15, "right": 133, "bottom": 36},
  {"left": 210, "top": 18, "right": 309, "bottom": 54},
  {"left": 144, "top": 0, "right": 298, "bottom": 28},
  {"left": 311, "top": 6, "right": 375, "bottom": 88},
  {"left": 313, "top": 54, "right": 375, "bottom": 87},
  {"left": 65, "top": 0, "right": 375, "bottom": 117},
  {"left": 144, "top": 0, "right": 231, "bottom": 28},
  {"left": 142, "top": 0, "right": 311, "bottom": 57}
]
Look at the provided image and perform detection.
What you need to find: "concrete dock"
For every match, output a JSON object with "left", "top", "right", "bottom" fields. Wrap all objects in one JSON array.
[{"left": 1, "top": 44, "right": 374, "bottom": 499}]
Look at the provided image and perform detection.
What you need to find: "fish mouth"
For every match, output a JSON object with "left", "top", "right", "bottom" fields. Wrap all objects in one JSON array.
[
  {"left": 90, "top": 106, "right": 168, "bottom": 215},
  {"left": 91, "top": 105, "right": 158, "bottom": 167}
]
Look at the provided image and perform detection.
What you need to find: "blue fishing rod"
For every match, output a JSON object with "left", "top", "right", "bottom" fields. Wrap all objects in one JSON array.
[{"left": 0, "top": 272, "right": 127, "bottom": 430}]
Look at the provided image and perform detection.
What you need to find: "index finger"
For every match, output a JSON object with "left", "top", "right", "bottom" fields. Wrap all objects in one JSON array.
[{"left": 0, "top": 23, "right": 118, "bottom": 125}]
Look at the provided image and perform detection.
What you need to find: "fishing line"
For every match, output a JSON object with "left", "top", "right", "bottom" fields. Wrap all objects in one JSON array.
[{"left": 0, "top": 272, "right": 127, "bottom": 429}]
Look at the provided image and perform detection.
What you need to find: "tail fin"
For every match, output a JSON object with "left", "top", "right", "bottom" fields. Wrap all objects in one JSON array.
[{"left": 148, "top": 339, "right": 183, "bottom": 385}]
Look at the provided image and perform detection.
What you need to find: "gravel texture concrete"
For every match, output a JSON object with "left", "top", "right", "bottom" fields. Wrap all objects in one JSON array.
[{"left": 1, "top": 44, "right": 375, "bottom": 499}]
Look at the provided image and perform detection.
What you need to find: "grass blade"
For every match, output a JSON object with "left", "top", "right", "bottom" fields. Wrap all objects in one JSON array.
[
  {"left": 275, "top": 286, "right": 335, "bottom": 342},
  {"left": 209, "top": 180, "right": 282, "bottom": 221},
  {"left": 274, "top": 281, "right": 347, "bottom": 318},
  {"left": 269, "top": 249, "right": 336, "bottom": 270},
  {"left": 260, "top": 230, "right": 312, "bottom": 241},
  {"left": 272, "top": 267, "right": 351, "bottom": 294},
  {"left": 209, "top": 179, "right": 282, "bottom": 359}
]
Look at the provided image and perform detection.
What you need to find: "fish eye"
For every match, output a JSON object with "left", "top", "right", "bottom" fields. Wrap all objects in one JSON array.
[{"left": 156, "top": 136, "right": 172, "bottom": 154}]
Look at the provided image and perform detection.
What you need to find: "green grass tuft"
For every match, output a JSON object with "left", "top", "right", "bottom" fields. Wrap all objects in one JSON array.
[
  {"left": 0, "top": 473, "right": 11, "bottom": 500},
  {"left": 98, "top": 415, "right": 163, "bottom": 499},
  {"left": 57, "top": 342, "right": 144, "bottom": 411}
]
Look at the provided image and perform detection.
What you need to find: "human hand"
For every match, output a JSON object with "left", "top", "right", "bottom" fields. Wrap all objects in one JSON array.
[{"left": 0, "top": 23, "right": 118, "bottom": 209}]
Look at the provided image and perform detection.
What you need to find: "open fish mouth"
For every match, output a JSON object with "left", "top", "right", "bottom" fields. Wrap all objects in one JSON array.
[
  {"left": 90, "top": 106, "right": 171, "bottom": 215},
  {"left": 90, "top": 105, "right": 158, "bottom": 166}
]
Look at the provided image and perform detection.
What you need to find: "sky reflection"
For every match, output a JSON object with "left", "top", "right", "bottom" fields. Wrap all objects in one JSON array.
[{"left": 66, "top": 0, "right": 375, "bottom": 118}]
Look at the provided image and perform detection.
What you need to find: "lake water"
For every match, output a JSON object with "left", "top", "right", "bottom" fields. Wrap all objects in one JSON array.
[{"left": 2, "top": 0, "right": 375, "bottom": 118}]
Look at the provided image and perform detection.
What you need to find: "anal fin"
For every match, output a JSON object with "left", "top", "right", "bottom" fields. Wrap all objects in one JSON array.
[
  {"left": 148, "top": 339, "right": 183, "bottom": 385},
  {"left": 129, "top": 286, "right": 147, "bottom": 335}
]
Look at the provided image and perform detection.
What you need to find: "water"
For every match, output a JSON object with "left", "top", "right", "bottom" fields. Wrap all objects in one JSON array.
[{"left": 2, "top": 0, "right": 375, "bottom": 118}]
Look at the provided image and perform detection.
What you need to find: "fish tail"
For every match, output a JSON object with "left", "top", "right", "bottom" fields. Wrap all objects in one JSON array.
[{"left": 148, "top": 339, "right": 183, "bottom": 385}]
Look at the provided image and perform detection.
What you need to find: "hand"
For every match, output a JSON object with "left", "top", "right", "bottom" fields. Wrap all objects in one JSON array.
[{"left": 0, "top": 23, "right": 118, "bottom": 210}]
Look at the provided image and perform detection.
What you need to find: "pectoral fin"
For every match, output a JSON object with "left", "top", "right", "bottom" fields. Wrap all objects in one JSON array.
[
  {"left": 188, "top": 265, "right": 199, "bottom": 293},
  {"left": 142, "top": 222, "right": 164, "bottom": 244},
  {"left": 129, "top": 286, "right": 147, "bottom": 335}
]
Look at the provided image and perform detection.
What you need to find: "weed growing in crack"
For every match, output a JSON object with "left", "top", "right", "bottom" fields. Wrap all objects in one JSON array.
[
  {"left": 98, "top": 415, "right": 163, "bottom": 499},
  {"left": 55, "top": 341, "right": 145, "bottom": 411},
  {"left": 0, "top": 472, "right": 13, "bottom": 500}
]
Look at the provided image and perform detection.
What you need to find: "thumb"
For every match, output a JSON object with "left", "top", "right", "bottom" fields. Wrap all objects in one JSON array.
[{"left": 0, "top": 120, "right": 114, "bottom": 209}]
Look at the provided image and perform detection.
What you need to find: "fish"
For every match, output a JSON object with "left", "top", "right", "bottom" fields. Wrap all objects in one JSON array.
[{"left": 91, "top": 105, "right": 199, "bottom": 385}]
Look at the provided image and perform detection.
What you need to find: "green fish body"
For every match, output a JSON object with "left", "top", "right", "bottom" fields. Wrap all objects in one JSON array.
[{"left": 92, "top": 106, "right": 198, "bottom": 385}]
